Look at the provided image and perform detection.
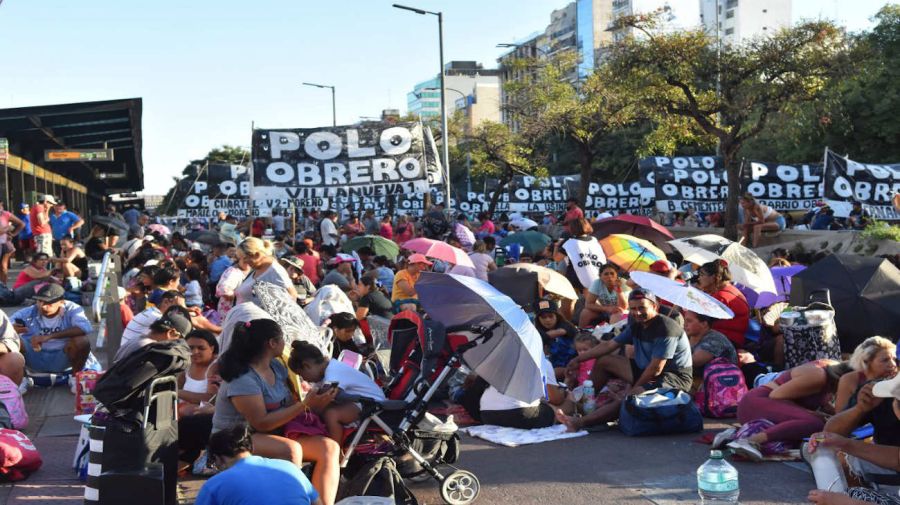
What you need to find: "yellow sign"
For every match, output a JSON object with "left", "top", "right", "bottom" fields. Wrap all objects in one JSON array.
[{"left": 44, "top": 149, "right": 114, "bottom": 162}]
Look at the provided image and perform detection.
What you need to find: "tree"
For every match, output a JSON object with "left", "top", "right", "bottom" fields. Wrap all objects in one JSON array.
[
  {"left": 465, "top": 121, "right": 544, "bottom": 216},
  {"left": 742, "top": 6, "right": 900, "bottom": 163},
  {"left": 605, "top": 15, "right": 852, "bottom": 239},
  {"left": 504, "top": 52, "right": 638, "bottom": 207},
  {"left": 161, "top": 145, "right": 251, "bottom": 215}
]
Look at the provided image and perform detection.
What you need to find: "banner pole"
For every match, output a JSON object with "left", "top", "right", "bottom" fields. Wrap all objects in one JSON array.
[{"left": 249, "top": 121, "right": 255, "bottom": 220}]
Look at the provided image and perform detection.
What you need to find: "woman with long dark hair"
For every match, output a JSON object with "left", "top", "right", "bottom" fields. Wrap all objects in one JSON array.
[{"left": 211, "top": 319, "right": 339, "bottom": 505}]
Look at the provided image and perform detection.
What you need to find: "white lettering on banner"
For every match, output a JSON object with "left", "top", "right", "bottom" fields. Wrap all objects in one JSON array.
[{"left": 562, "top": 238, "right": 607, "bottom": 289}]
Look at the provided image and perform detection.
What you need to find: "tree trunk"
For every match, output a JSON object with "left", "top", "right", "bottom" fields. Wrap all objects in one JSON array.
[
  {"left": 578, "top": 146, "right": 592, "bottom": 209},
  {"left": 487, "top": 173, "right": 512, "bottom": 218},
  {"left": 722, "top": 142, "right": 741, "bottom": 241}
]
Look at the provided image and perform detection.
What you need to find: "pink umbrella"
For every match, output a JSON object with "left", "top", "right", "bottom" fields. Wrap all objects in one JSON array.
[
  {"left": 148, "top": 223, "right": 171, "bottom": 236},
  {"left": 401, "top": 238, "right": 475, "bottom": 268}
]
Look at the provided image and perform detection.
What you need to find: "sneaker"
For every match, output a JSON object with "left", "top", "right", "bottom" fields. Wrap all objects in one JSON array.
[
  {"left": 17, "top": 377, "right": 32, "bottom": 396},
  {"left": 712, "top": 427, "right": 737, "bottom": 449},
  {"left": 727, "top": 438, "right": 763, "bottom": 462}
]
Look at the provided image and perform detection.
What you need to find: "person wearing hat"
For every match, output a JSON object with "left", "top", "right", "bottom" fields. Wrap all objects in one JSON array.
[
  {"left": 115, "top": 308, "right": 193, "bottom": 362},
  {"left": 533, "top": 298, "right": 577, "bottom": 373},
  {"left": 320, "top": 255, "right": 357, "bottom": 292},
  {"left": 11, "top": 283, "right": 93, "bottom": 375},
  {"left": 805, "top": 371, "right": 900, "bottom": 503},
  {"left": 0, "top": 200, "right": 25, "bottom": 284},
  {"left": 280, "top": 256, "right": 316, "bottom": 305},
  {"left": 29, "top": 195, "right": 55, "bottom": 255},
  {"left": 391, "top": 253, "right": 432, "bottom": 302},
  {"left": 558, "top": 288, "right": 693, "bottom": 432}
]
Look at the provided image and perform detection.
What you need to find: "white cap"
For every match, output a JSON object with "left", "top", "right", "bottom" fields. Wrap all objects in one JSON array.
[{"left": 872, "top": 373, "right": 900, "bottom": 400}]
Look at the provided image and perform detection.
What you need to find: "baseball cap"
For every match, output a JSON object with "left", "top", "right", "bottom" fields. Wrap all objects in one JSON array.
[
  {"left": 873, "top": 373, "right": 900, "bottom": 400},
  {"left": 149, "top": 311, "right": 193, "bottom": 337},
  {"left": 44, "top": 194, "right": 58, "bottom": 205},
  {"left": 33, "top": 284, "right": 65, "bottom": 302},
  {"left": 628, "top": 288, "right": 658, "bottom": 304},
  {"left": 534, "top": 298, "right": 558, "bottom": 316},
  {"left": 327, "top": 253, "right": 356, "bottom": 266},
  {"left": 649, "top": 260, "right": 672, "bottom": 274},
  {"left": 19, "top": 203, "right": 29, "bottom": 209},
  {"left": 408, "top": 253, "right": 433, "bottom": 266}
]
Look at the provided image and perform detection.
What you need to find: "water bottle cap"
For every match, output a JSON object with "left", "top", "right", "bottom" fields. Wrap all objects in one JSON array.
[{"left": 710, "top": 450, "right": 723, "bottom": 459}]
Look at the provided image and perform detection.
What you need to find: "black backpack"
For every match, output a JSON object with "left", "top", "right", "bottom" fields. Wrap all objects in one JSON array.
[{"left": 338, "top": 456, "right": 419, "bottom": 505}]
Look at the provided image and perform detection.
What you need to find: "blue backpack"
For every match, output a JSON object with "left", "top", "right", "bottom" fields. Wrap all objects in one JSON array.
[{"left": 619, "top": 388, "right": 703, "bottom": 437}]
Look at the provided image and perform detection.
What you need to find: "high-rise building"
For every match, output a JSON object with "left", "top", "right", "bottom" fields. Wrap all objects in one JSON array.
[
  {"left": 700, "top": 0, "right": 792, "bottom": 45},
  {"left": 607, "top": 0, "right": 704, "bottom": 43},
  {"left": 406, "top": 61, "right": 500, "bottom": 121}
]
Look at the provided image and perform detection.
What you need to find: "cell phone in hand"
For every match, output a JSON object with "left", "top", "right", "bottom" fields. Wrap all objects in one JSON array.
[
  {"left": 319, "top": 381, "right": 340, "bottom": 393},
  {"left": 14, "top": 319, "right": 25, "bottom": 326}
]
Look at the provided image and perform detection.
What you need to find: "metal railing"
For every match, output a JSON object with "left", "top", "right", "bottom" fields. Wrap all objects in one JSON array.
[{"left": 90, "top": 251, "right": 125, "bottom": 362}]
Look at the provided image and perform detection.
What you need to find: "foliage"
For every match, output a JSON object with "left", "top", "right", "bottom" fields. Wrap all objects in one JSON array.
[
  {"left": 604, "top": 15, "right": 853, "bottom": 239},
  {"left": 504, "top": 52, "right": 639, "bottom": 206},
  {"left": 742, "top": 5, "right": 900, "bottom": 162},
  {"left": 162, "top": 145, "right": 251, "bottom": 215},
  {"left": 464, "top": 120, "right": 544, "bottom": 215},
  {"left": 860, "top": 220, "right": 900, "bottom": 242}
]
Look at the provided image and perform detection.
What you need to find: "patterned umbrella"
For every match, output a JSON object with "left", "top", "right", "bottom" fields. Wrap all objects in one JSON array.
[
  {"left": 669, "top": 234, "right": 777, "bottom": 296},
  {"left": 499, "top": 230, "right": 552, "bottom": 256},
  {"left": 598, "top": 234, "right": 667, "bottom": 272}
]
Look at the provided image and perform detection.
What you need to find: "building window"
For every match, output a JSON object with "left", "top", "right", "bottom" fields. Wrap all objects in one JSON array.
[
  {"left": 762, "top": 26, "right": 767, "bottom": 30},
  {"left": 725, "top": 28, "right": 734, "bottom": 35},
  {"left": 762, "top": 9, "right": 767, "bottom": 13},
  {"left": 725, "top": 9, "right": 734, "bottom": 19},
  {"left": 725, "top": 0, "right": 738, "bottom": 8}
]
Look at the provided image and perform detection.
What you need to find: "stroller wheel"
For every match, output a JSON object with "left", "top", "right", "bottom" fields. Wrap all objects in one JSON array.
[{"left": 440, "top": 470, "right": 480, "bottom": 505}]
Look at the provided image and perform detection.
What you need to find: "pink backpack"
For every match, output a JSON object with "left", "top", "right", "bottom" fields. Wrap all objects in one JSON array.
[
  {"left": 0, "top": 376, "right": 27, "bottom": 430},
  {"left": 694, "top": 358, "right": 747, "bottom": 418}
]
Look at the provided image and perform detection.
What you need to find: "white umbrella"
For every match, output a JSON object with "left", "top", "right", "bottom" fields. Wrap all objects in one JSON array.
[
  {"left": 669, "top": 234, "right": 777, "bottom": 296},
  {"left": 416, "top": 272, "right": 545, "bottom": 403},
  {"left": 509, "top": 217, "right": 539, "bottom": 231},
  {"left": 629, "top": 271, "right": 735, "bottom": 319}
]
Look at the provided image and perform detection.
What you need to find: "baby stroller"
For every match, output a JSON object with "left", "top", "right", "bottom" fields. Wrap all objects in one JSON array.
[{"left": 340, "top": 311, "right": 500, "bottom": 505}]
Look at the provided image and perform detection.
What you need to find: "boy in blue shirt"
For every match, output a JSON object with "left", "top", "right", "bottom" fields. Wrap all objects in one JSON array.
[{"left": 197, "top": 425, "right": 321, "bottom": 505}]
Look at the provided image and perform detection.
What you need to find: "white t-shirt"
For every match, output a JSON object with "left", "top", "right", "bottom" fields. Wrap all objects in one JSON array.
[
  {"left": 323, "top": 359, "right": 385, "bottom": 401},
  {"left": 480, "top": 358, "right": 556, "bottom": 411},
  {"left": 121, "top": 307, "right": 162, "bottom": 348},
  {"left": 320, "top": 219, "right": 339, "bottom": 246},
  {"left": 272, "top": 214, "right": 286, "bottom": 233},
  {"left": 468, "top": 253, "right": 494, "bottom": 282}
]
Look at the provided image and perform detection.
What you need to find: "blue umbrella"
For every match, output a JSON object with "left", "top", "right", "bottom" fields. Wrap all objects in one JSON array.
[{"left": 416, "top": 272, "right": 545, "bottom": 402}]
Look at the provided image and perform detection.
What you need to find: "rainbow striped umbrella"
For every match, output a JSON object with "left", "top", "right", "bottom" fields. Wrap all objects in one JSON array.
[{"left": 598, "top": 234, "right": 667, "bottom": 272}]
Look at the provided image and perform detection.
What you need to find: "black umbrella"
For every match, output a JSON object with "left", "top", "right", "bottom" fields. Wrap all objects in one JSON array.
[
  {"left": 790, "top": 254, "right": 900, "bottom": 351},
  {"left": 91, "top": 215, "right": 129, "bottom": 234},
  {"left": 186, "top": 230, "right": 232, "bottom": 246}
]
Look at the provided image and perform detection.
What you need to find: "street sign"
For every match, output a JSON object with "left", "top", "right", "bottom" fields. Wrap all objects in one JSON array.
[
  {"left": 44, "top": 149, "right": 114, "bottom": 162},
  {"left": 0, "top": 138, "right": 8, "bottom": 161}
]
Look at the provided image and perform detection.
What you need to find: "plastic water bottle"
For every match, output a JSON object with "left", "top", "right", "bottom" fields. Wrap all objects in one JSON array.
[
  {"left": 582, "top": 380, "right": 596, "bottom": 414},
  {"left": 697, "top": 450, "right": 739, "bottom": 503}
]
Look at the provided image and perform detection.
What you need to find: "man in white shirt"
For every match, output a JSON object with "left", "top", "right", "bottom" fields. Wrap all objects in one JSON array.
[
  {"left": 118, "top": 290, "right": 185, "bottom": 361},
  {"left": 272, "top": 210, "right": 286, "bottom": 235},
  {"left": 320, "top": 211, "right": 339, "bottom": 247}
]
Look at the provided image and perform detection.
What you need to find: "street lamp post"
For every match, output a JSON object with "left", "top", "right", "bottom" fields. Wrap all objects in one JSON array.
[
  {"left": 393, "top": 3, "right": 451, "bottom": 211},
  {"left": 302, "top": 82, "right": 336, "bottom": 127}
]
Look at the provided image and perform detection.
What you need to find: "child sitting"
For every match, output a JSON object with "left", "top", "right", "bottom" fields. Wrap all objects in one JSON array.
[
  {"left": 533, "top": 299, "right": 577, "bottom": 380},
  {"left": 567, "top": 332, "right": 599, "bottom": 389},
  {"left": 288, "top": 341, "right": 385, "bottom": 443}
]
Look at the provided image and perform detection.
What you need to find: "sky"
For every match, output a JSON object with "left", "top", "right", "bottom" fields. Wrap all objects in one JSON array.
[{"left": 0, "top": 0, "right": 892, "bottom": 194}]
